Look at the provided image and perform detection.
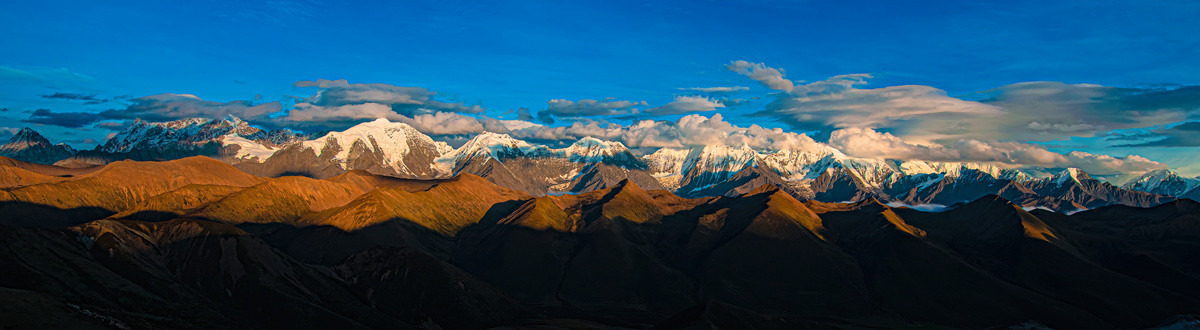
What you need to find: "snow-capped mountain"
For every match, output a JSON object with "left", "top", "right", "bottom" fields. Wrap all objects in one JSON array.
[
  {"left": 674, "top": 144, "right": 762, "bottom": 195},
  {"left": 442, "top": 134, "right": 658, "bottom": 195},
  {"left": 1121, "top": 169, "right": 1200, "bottom": 199},
  {"left": 438, "top": 132, "right": 550, "bottom": 169},
  {"left": 297, "top": 118, "right": 453, "bottom": 177},
  {"left": 643, "top": 148, "right": 690, "bottom": 189},
  {"left": 553, "top": 137, "right": 641, "bottom": 167},
  {"left": 62, "top": 116, "right": 302, "bottom": 166},
  {"left": 61, "top": 116, "right": 1186, "bottom": 212},
  {"left": 0, "top": 127, "right": 76, "bottom": 164},
  {"left": 97, "top": 115, "right": 298, "bottom": 154}
]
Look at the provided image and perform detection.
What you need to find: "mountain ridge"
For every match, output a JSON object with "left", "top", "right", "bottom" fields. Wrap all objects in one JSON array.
[{"left": 8, "top": 117, "right": 1180, "bottom": 212}]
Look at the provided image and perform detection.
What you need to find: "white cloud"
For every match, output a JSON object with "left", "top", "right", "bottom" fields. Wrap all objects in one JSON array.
[
  {"left": 730, "top": 63, "right": 1200, "bottom": 144},
  {"left": 644, "top": 95, "right": 725, "bottom": 115},
  {"left": 973, "top": 81, "right": 1200, "bottom": 141},
  {"left": 828, "top": 128, "right": 957, "bottom": 160},
  {"left": 827, "top": 127, "right": 1166, "bottom": 177},
  {"left": 726, "top": 60, "right": 793, "bottom": 91},
  {"left": 507, "top": 113, "right": 828, "bottom": 151},
  {"left": 397, "top": 112, "right": 486, "bottom": 135},
  {"left": 768, "top": 78, "right": 1004, "bottom": 143},
  {"left": 109, "top": 93, "right": 283, "bottom": 123},
  {"left": 283, "top": 102, "right": 399, "bottom": 122},
  {"left": 680, "top": 86, "right": 749, "bottom": 93}
]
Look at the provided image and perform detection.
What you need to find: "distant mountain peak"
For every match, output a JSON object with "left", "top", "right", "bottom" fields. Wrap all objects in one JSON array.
[
  {"left": 0, "top": 127, "right": 76, "bottom": 164},
  {"left": 1053, "top": 168, "right": 1090, "bottom": 186},
  {"left": 441, "top": 131, "right": 539, "bottom": 164},
  {"left": 8, "top": 127, "right": 51, "bottom": 145},
  {"left": 557, "top": 136, "right": 635, "bottom": 164},
  {"left": 1122, "top": 168, "right": 1200, "bottom": 197}
]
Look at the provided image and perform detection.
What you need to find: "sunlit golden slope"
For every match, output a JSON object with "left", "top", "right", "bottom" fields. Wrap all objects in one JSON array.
[
  {"left": 0, "top": 156, "right": 101, "bottom": 188},
  {"left": 1, "top": 156, "right": 262, "bottom": 212},
  {"left": 304, "top": 173, "right": 531, "bottom": 234}
]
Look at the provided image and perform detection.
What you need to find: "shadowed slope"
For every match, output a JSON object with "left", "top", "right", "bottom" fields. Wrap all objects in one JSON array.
[
  {"left": 674, "top": 185, "right": 877, "bottom": 320},
  {"left": 811, "top": 197, "right": 1112, "bottom": 329}
]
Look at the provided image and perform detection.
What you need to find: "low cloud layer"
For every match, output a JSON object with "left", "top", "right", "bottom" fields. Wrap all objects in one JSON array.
[{"left": 828, "top": 127, "right": 1166, "bottom": 176}]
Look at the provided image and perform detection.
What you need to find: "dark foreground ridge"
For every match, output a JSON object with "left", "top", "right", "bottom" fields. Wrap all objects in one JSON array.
[{"left": 2, "top": 157, "right": 1199, "bottom": 329}]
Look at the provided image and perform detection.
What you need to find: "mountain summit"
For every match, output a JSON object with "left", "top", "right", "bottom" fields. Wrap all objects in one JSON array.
[{"left": 0, "top": 127, "right": 76, "bottom": 164}]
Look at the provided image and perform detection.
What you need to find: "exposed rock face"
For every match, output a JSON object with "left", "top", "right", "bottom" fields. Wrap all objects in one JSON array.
[
  {"left": 0, "top": 128, "right": 76, "bottom": 164},
  {"left": 1023, "top": 168, "right": 1174, "bottom": 210}
]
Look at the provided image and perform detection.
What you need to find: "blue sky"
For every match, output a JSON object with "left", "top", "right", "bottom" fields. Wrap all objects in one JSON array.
[{"left": 3, "top": 0, "right": 1200, "bottom": 178}]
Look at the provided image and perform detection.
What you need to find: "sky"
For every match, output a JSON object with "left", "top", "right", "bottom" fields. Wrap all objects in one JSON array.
[{"left": 2, "top": 0, "right": 1200, "bottom": 180}]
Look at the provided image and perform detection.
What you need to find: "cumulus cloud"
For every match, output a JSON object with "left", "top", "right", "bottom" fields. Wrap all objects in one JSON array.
[
  {"left": 505, "top": 113, "right": 827, "bottom": 151},
  {"left": 282, "top": 102, "right": 399, "bottom": 123},
  {"left": 397, "top": 112, "right": 487, "bottom": 136},
  {"left": 1062, "top": 151, "right": 1167, "bottom": 176},
  {"left": 726, "top": 60, "right": 793, "bottom": 91},
  {"left": 643, "top": 96, "right": 725, "bottom": 116},
  {"left": 828, "top": 128, "right": 957, "bottom": 160},
  {"left": 516, "top": 107, "right": 534, "bottom": 121}
]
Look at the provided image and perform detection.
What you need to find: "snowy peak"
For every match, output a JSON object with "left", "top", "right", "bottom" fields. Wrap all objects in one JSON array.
[
  {"left": 1052, "top": 168, "right": 1091, "bottom": 186},
  {"left": 302, "top": 118, "right": 452, "bottom": 176},
  {"left": 553, "top": 136, "right": 643, "bottom": 167},
  {"left": 898, "top": 160, "right": 1006, "bottom": 179},
  {"left": 441, "top": 131, "right": 542, "bottom": 165},
  {"left": 5, "top": 127, "right": 54, "bottom": 149},
  {"left": 99, "top": 116, "right": 267, "bottom": 153},
  {"left": 644, "top": 148, "right": 689, "bottom": 176},
  {"left": 558, "top": 137, "right": 628, "bottom": 161},
  {"left": 0, "top": 127, "right": 76, "bottom": 164},
  {"left": 680, "top": 144, "right": 758, "bottom": 177},
  {"left": 1122, "top": 169, "right": 1200, "bottom": 196}
]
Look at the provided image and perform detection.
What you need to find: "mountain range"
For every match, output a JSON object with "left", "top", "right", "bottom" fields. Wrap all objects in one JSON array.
[
  {"left": 9, "top": 116, "right": 1188, "bottom": 213},
  {"left": 0, "top": 155, "right": 1198, "bottom": 328}
]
